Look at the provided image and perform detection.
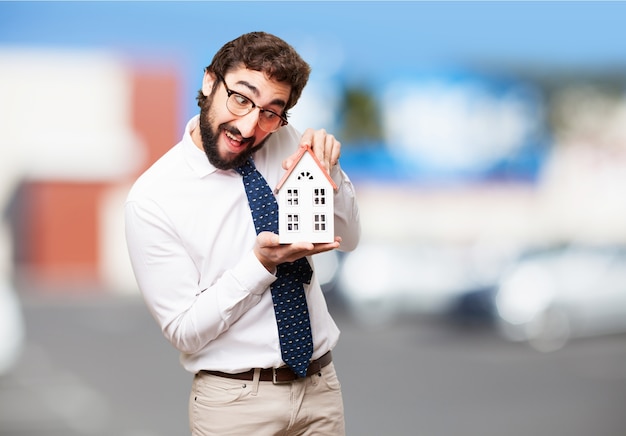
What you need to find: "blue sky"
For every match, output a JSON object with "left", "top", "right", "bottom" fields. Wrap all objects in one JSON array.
[
  {"left": 2, "top": 1, "right": 624, "bottom": 181},
  {"left": 3, "top": 1, "right": 626, "bottom": 118},
  {"left": 2, "top": 1, "right": 626, "bottom": 72}
]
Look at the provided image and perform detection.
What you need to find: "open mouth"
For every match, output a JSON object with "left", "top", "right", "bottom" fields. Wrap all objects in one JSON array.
[
  {"left": 223, "top": 128, "right": 253, "bottom": 153},
  {"left": 224, "top": 129, "right": 243, "bottom": 149}
]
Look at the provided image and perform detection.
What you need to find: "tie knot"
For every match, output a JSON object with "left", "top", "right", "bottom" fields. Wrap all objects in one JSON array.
[{"left": 235, "top": 158, "right": 255, "bottom": 177}]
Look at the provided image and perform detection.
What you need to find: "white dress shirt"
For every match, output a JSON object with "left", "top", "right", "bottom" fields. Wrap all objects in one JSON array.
[{"left": 125, "top": 116, "right": 360, "bottom": 374}]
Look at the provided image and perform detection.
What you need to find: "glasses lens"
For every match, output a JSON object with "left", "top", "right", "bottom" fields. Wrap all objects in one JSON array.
[
  {"left": 226, "top": 93, "right": 253, "bottom": 116},
  {"left": 226, "top": 92, "right": 286, "bottom": 132},
  {"left": 258, "top": 111, "right": 283, "bottom": 132}
]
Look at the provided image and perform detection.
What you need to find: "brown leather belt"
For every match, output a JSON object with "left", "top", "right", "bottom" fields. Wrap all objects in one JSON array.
[{"left": 201, "top": 351, "right": 332, "bottom": 383}]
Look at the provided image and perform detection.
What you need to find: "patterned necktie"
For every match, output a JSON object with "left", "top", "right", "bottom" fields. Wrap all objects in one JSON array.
[{"left": 235, "top": 157, "right": 314, "bottom": 378}]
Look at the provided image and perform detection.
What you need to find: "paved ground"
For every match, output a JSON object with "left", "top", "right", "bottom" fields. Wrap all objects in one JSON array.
[{"left": 1, "top": 292, "right": 626, "bottom": 436}]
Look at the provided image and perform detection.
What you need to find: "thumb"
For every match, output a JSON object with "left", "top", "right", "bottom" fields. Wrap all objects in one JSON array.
[{"left": 258, "top": 231, "right": 280, "bottom": 248}]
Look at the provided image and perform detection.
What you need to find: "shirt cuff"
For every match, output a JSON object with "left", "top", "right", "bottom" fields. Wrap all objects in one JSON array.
[{"left": 230, "top": 250, "right": 277, "bottom": 296}]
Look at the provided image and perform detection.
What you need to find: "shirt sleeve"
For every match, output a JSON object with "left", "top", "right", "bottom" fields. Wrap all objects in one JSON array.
[
  {"left": 124, "top": 199, "right": 276, "bottom": 355},
  {"left": 330, "top": 162, "right": 361, "bottom": 252}
]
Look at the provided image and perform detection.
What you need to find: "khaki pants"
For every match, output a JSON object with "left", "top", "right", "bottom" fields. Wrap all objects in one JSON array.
[{"left": 189, "top": 362, "right": 345, "bottom": 436}]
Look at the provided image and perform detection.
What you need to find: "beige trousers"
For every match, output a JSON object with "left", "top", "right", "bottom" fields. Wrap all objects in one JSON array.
[{"left": 189, "top": 362, "right": 345, "bottom": 436}]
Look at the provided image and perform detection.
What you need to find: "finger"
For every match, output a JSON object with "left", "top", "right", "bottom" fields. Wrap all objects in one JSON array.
[
  {"left": 308, "top": 130, "right": 331, "bottom": 171},
  {"left": 310, "top": 242, "right": 340, "bottom": 256},
  {"left": 286, "top": 241, "right": 315, "bottom": 255},
  {"left": 299, "top": 128, "right": 316, "bottom": 148},
  {"left": 304, "top": 129, "right": 326, "bottom": 165},
  {"left": 312, "top": 238, "right": 341, "bottom": 251},
  {"left": 318, "top": 132, "right": 332, "bottom": 171},
  {"left": 282, "top": 155, "right": 295, "bottom": 170},
  {"left": 327, "top": 136, "right": 341, "bottom": 169},
  {"left": 258, "top": 231, "right": 280, "bottom": 248}
]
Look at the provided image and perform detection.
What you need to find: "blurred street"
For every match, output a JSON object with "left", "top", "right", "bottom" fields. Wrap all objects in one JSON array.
[
  {"left": 3, "top": 3, "right": 626, "bottom": 436},
  {"left": 1, "top": 293, "right": 625, "bottom": 436}
]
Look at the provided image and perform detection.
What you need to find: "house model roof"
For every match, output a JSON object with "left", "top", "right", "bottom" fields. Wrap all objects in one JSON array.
[{"left": 274, "top": 144, "right": 338, "bottom": 193}]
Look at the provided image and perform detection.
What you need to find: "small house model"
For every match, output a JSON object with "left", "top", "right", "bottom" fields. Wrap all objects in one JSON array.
[{"left": 274, "top": 145, "right": 338, "bottom": 244}]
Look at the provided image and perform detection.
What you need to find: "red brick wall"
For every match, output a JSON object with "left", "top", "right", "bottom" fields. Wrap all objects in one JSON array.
[{"left": 13, "top": 65, "right": 180, "bottom": 293}]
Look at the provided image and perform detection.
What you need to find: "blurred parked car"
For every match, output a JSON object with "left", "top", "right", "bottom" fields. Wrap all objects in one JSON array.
[
  {"left": 495, "top": 245, "right": 626, "bottom": 351},
  {"left": 336, "top": 241, "right": 511, "bottom": 326},
  {"left": 0, "top": 280, "right": 25, "bottom": 376}
]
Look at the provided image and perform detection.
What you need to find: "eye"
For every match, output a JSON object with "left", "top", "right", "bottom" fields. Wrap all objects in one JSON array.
[
  {"left": 232, "top": 93, "right": 251, "bottom": 108},
  {"left": 261, "top": 110, "right": 279, "bottom": 120}
]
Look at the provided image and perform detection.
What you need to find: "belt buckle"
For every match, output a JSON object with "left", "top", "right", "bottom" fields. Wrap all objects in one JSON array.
[{"left": 272, "top": 367, "right": 292, "bottom": 384}]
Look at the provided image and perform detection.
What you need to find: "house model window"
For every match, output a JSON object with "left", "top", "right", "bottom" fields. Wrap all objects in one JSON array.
[
  {"left": 287, "top": 189, "right": 299, "bottom": 206},
  {"left": 313, "top": 188, "right": 327, "bottom": 205},
  {"left": 314, "top": 214, "right": 327, "bottom": 231},
  {"left": 287, "top": 214, "right": 299, "bottom": 231},
  {"left": 274, "top": 145, "right": 338, "bottom": 243}
]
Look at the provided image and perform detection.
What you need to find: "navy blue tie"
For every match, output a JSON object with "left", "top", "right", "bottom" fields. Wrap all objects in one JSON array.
[{"left": 235, "top": 158, "right": 314, "bottom": 378}]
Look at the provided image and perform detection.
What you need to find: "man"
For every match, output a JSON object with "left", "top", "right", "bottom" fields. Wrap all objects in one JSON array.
[{"left": 125, "top": 32, "right": 360, "bottom": 435}]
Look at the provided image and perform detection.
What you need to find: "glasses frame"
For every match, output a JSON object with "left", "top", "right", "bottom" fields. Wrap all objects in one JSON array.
[{"left": 217, "top": 74, "right": 289, "bottom": 133}]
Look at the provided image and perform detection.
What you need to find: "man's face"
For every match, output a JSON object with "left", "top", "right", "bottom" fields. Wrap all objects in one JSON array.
[{"left": 198, "top": 68, "right": 291, "bottom": 170}]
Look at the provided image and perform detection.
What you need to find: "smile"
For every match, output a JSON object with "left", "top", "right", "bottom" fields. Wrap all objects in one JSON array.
[
  {"left": 224, "top": 129, "right": 241, "bottom": 143},
  {"left": 223, "top": 128, "right": 246, "bottom": 151}
]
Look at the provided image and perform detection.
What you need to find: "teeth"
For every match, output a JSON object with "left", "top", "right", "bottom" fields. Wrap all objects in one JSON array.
[{"left": 225, "top": 130, "right": 240, "bottom": 142}]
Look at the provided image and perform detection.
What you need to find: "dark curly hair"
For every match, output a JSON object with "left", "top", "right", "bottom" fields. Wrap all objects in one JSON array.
[{"left": 196, "top": 32, "right": 311, "bottom": 118}]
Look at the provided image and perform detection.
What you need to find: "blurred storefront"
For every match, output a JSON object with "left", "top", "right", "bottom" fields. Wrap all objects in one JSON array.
[{"left": 1, "top": 49, "right": 180, "bottom": 294}]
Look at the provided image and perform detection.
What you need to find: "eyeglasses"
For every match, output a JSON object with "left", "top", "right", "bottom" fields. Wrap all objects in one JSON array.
[{"left": 217, "top": 74, "right": 289, "bottom": 133}]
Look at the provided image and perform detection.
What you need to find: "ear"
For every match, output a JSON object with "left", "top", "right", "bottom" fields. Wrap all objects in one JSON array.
[{"left": 201, "top": 70, "right": 217, "bottom": 97}]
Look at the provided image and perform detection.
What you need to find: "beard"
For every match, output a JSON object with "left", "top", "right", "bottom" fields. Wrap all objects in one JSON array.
[{"left": 198, "top": 94, "right": 271, "bottom": 170}]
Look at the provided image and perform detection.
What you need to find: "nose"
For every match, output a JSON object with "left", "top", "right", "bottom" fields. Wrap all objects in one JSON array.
[{"left": 236, "top": 108, "right": 261, "bottom": 138}]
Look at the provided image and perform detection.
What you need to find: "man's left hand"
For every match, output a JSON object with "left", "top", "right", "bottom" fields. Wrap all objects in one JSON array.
[{"left": 282, "top": 128, "right": 341, "bottom": 172}]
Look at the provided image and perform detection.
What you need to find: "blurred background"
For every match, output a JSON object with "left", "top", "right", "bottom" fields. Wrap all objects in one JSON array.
[{"left": 1, "top": 2, "right": 626, "bottom": 435}]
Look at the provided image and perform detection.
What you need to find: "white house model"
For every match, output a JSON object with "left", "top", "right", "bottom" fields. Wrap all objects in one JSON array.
[{"left": 275, "top": 145, "right": 338, "bottom": 244}]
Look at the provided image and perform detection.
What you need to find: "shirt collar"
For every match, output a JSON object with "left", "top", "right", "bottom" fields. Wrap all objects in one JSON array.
[{"left": 182, "top": 115, "right": 219, "bottom": 178}]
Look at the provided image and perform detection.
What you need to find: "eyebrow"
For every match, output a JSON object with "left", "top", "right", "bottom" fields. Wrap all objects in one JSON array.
[{"left": 234, "top": 79, "right": 287, "bottom": 110}]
